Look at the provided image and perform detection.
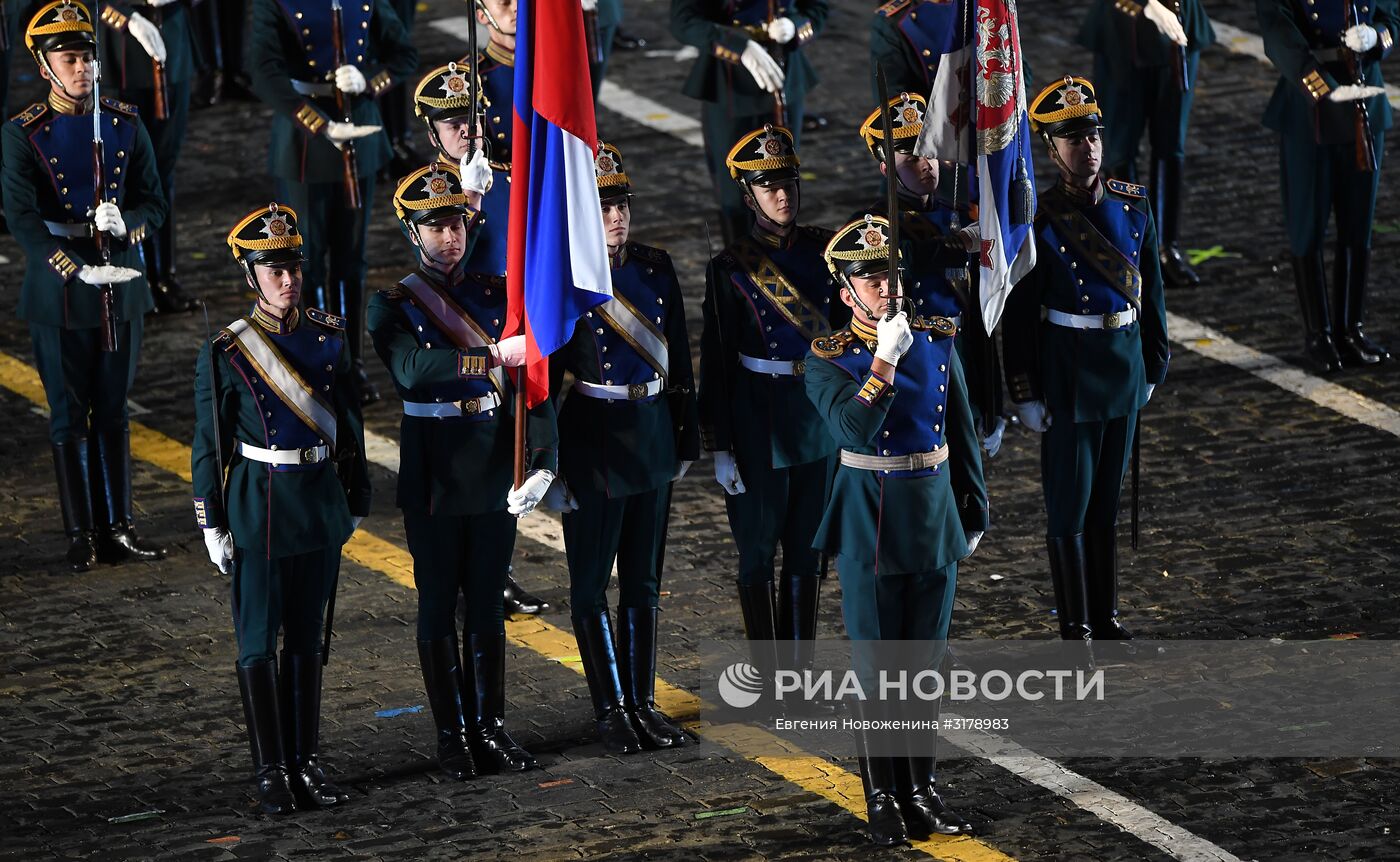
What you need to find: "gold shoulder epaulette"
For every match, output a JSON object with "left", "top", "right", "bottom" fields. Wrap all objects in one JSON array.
[
  {"left": 214, "top": 327, "right": 237, "bottom": 350},
  {"left": 876, "top": 0, "right": 913, "bottom": 18},
  {"left": 914, "top": 315, "right": 959, "bottom": 337},
  {"left": 811, "top": 329, "right": 855, "bottom": 359},
  {"left": 100, "top": 96, "right": 139, "bottom": 118},
  {"left": 12, "top": 102, "right": 47, "bottom": 127},
  {"left": 1105, "top": 178, "right": 1148, "bottom": 199},
  {"left": 306, "top": 307, "right": 346, "bottom": 330}
]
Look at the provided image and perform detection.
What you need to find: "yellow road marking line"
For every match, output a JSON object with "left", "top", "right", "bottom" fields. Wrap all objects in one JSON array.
[{"left": 0, "top": 350, "right": 1013, "bottom": 862}]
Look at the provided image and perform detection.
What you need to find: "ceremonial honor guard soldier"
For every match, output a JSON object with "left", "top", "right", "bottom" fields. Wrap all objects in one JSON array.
[
  {"left": 1257, "top": 0, "right": 1394, "bottom": 371},
  {"left": 806, "top": 214, "right": 985, "bottom": 846},
  {"left": 248, "top": 0, "right": 418, "bottom": 405},
  {"left": 3, "top": 0, "right": 168, "bottom": 571},
  {"left": 1078, "top": 0, "right": 1215, "bottom": 289},
  {"left": 547, "top": 143, "right": 697, "bottom": 754},
  {"left": 411, "top": 60, "right": 555, "bottom": 619},
  {"left": 191, "top": 203, "right": 371, "bottom": 814},
  {"left": 1004, "top": 77, "right": 1169, "bottom": 644},
  {"left": 698, "top": 125, "right": 839, "bottom": 694},
  {"left": 857, "top": 92, "right": 1005, "bottom": 458},
  {"left": 458, "top": 0, "right": 516, "bottom": 277},
  {"left": 868, "top": 0, "right": 964, "bottom": 98},
  {"left": 669, "top": 0, "right": 828, "bottom": 245},
  {"left": 96, "top": 0, "right": 201, "bottom": 312},
  {"left": 367, "top": 162, "right": 557, "bottom": 779}
]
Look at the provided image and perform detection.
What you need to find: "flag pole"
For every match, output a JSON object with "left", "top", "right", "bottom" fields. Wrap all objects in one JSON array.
[{"left": 513, "top": 366, "right": 526, "bottom": 488}]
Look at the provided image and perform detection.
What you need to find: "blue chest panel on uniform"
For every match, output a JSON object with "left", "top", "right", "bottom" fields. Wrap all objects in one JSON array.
[
  {"left": 728, "top": 0, "right": 794, "bottom": 26},
  {"left": 829, "top": 329, "right": 956, "bottom": 476},
  {"left": 480, "top": 55, "right": 515, "bottom": 162},
  {"left": 397, "top": 274, "right": 506, "bottom": 403},
  {"left": 273, "top": 0, "right": 374, "bottom": 73},
  {"left": 227, "top": 319, "right": 343, "bottom": 454},
  {"left": 468, "top": 180, "right": 511, "bottom": 276},
  {"left": 901, "top": 208, "right": 965, "bottom": 319},
  {"left": 25, "top": 105, "right": 136, "bottom": 219},
  {"left": 1038, "top": 193, "right": 1147, "bottom": 315},
  {"left": 897, "top": 0, "right": 963, "bottom": 87},
  {"left": 581, "top": 248, "right": 672, "bottom": 388},
  {"left": 1294, "top": 0, "right": 1370, "bottom": 42},
  {"left": 729, "top": 232, "right": 835, "bottom": 361}
]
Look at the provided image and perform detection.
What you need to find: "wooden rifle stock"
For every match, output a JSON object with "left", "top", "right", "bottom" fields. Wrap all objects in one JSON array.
[
  {"left": 583, "top": 10, "right": 602, "bottom": 64},
  {"left": 330, "top": 0, "right": 362, "bottom": 208},
  {"left": 1345, "top": 2, "right": 1378, "bottom": 173},
  {"left": 153, "top": 61, "right": 170, "bottom": 120}
]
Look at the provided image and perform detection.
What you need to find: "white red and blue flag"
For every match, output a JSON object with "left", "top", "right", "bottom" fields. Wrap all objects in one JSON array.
[{"left": 505, "top": 0, "right": 611, "bottom": 407}]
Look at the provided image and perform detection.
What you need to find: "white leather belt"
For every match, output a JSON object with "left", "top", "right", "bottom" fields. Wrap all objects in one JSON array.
[
  {"left": 45, "top": 220, "right": 94, "bottom": 238},
  {"left": 291, "top": 79, "right": 337, "bottom": 97},
  {"left": 840, "top": 445, "right": 949, "bottom": 472},
  {"left": 403, "top": 391, "right": 502, "bottom": 417},
  {"left": 740, "top": 354, "right": 807, "bottom": 376},
  {"left": 1044, "top": 307, "right": 1137, "bottom": 330},
  {"left": 573, "top": 379, "right": 664, "bottom": 401},
  {"left": 238, "top": 441, "right": 329, "bottom": 465}
]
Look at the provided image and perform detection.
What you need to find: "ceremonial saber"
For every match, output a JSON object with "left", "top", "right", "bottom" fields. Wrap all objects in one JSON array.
[{"left": 875, "top": 64, "right": 901, "bottom": 318}]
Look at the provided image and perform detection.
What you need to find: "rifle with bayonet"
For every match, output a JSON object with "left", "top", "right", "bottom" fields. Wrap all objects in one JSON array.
[
  {"left": 876, "top": 64, "right": 901, "bottom": 317},
  {"left": 329, "top": 0, "right": 362, "bottom": 208},
  {"left": 1345, "top": 0, "right": 1379, "bottom": 173}
]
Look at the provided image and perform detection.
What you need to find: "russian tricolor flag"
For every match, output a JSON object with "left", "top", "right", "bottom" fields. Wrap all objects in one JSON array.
[{"left": 505, "top": 0, "right": 611, "bottom": 408}]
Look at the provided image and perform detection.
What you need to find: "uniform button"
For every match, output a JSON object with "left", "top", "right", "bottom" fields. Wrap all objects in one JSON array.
[
  {"left": 655, "top": 317, "right": 662, "bottom": 324},
  {"left": 656, "top": 297, "right": 664, "bottom": 305},
  {"left": 258, "top": 393, "right": 265, "bottom": 401},
  {"left": 938, "top": 385, "right": 945, "bottom": 392},
  {"left": 923, "top": 49, "right": 932, "bottom": 56},
  {"left": 117, "top": 150, "right": 124, "bottom": 158},
  {"left": 760, "top": 309, "right": 767, "bottom": 316},
  {"left": 1077, "top": 279, "right": 1085, "bottom": 286},
  {"left": 322, "top": 385, "right": 330, "bottom": 391},
  {"left": 270, "top": 444, "right": 279, "bottom": 450},
  {"left": 417, "top": 325, "right": 423, "bottom": 331},
  {"left": 596, "top": 328, "right": 604, "bottom": 335},
  {"left": 853, "top": 348, "right": 862, "bottom": 355},
  {"left": 882, "top": 430, "right": 890, "bottom": 438},
  {"left": 1059, "top": 246, "right": 1066, "bottom": 253},
  {"left": 646, "top": 267, "right": 655, "bottom": 275},
  {"left": 1081, "top": 295, "right": 1090, "bottom": 302},
  {"left": 601, "top": 346, "right": 608, "bottom": 353},
  {"left": 270, "top": 429, "right": 278, "bottom": 436},
  {"left": 1123, "top": 204, "right": 1130, "bottom": 212},
  {"left": 605, "top": 379, "right": 613, "bottom": 385},
  {"left": 424, "top": 342, "right": 432, "bottom": 348},
  {"left": 1070, "top": 261, "right": 1077, "bottom": 269},
  {"left": 325, "top": 364, "right": 333, "bottom": 371},
  {"left": 61, "top": 187, "right": 68, "bottom": 195},
  {"left": 586, "top": 311, "right": 593, "bottom": 318},
  {"left": 603, "top": 362, "right": 612, "bottom": 369},
  {"left": 917, "top": 299, "right": 925, "bottom": 306},
  {"left": 265, "top": 411, "right": 273, "bottom": 418},
  {"left": 318, "top": 334, "right": 326, "bottom": 342},
  {"left": 927, "top": 335, "right": 933, "bottom": 342},
  {"left": 1132, "top": 231, "right": 1140, "bottom": 238},
  {"left": 769, "top": 342, "right": 777, "bottom": 348},
  {"left": 49, "top": 157, "right": 58, "bottom": 165},
  {"left": 936, "top": 405, "right": 943, "bottom": 413},
  {"left": 934, "top": 424, "right": 940, "bottom": 432},
  {"left": 939, "top": 365, "right": 946, "bottom": 372},
  {"left": 766, "top": 326, "right": 772, "bottom": 332},
  {"left": 882, "top": 449, "right": 890, "bottom": 455}
]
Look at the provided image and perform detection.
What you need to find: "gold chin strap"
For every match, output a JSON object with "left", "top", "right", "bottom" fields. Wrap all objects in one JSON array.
[{"left": 474, "top": 0, "right": 510, "bottom": 36}]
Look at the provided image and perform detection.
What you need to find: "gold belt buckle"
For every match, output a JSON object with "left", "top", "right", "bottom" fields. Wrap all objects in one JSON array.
[
  {"left": 1104, "top": 312, "right": 1121, "bottom": 329},
  {"left": 462, "top": 397, "right": 481, "bottom": 416},
  {"left": 793, "top": 359, "right": 806, "bottom": 376},
  {"left": 299, "top": 447, "right": 319, "bottom": 465},
  {"left": 627, "top": 383, "right": 647, "bottom": 400}
]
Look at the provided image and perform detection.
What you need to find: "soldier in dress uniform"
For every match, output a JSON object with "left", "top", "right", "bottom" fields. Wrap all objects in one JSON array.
[
  {"left": 1079, "top": 0, "right": 1215, "bottom": 289},
  {"left": 856, "top": 92, "right": 1005, "bottom": 458},
  {"left": 868, "top": 0, "right": 962, "bottom": 99},
  {"left": 95, "top": 0, "right": 201, "bottom": 313},
  {"left": 249, "top": 0, "right": 418, "bottom": 405},
  {"left": 3, "top": 0, "right": 168, "bottom": 571},
  {"left": 1003, "top": 77, "right": 1169, "bottom": 644},
  {"left": 1257, "top": 0, "right": 1394, "bottom": 371},
  {"left": 191, "top": 203, "right": 371, "bottom": 814},
  {"left": 699, "top": 124, "right": 840, "bottom": 700},
  {"left": 367, "top": 162, "right": 557, "bottom": 779},
  {"left": 805, "top": 214, "right": 985, "bottom": 846},
  {"left": 670, "top": 0, "right": 828, "bottom": 245},
  {"left": 545, "top": 143, "right": 698, "bottom": 754},
  {"left": 457, "top": 0, "right": 515, "bottom": 278}
]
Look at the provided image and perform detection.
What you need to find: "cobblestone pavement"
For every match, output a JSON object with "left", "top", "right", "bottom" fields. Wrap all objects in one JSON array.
[{"left": 2, "top": 0, "right": 1399, "bottom": 859}]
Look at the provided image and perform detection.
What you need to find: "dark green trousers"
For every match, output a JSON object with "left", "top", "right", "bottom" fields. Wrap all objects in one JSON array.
[
  {"left": 589, "top": 21, "right": 618, "bottom": 100},
  {"left": 30, "top": 320, "right": 142, "bottom": 445},
  {"left": 1279, "top": 131, "right": 1384, "bottom": 256},
  {"left": 1094, "top": 50, "right": 1200, "bottom": 167},
  {"left": 836, "top": 556, "right": 957, "bottom": 642},
  {"left": 232, "top": 546, "right": 337, "bottom": 665},
  {"left": 701, "top": 95, "right": 806, "bottom": 241},
  {"left": 726, "top": 456, "right": 827, "bottom": 587},
  {"left": 124, "top": 81, "right": 191, "bottom": 214},
  {"left": 1041, "top": 412, "right": 1136, "bottom": 538},
  {"left": 563, "top": 484, "right": 670, "bottom": 618},
  {"left": 404, "top": 508, "right": 515, "bottom": 639}
]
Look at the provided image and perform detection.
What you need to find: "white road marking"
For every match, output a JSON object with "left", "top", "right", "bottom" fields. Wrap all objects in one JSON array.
[{"left": 1211, "top": 20, "right": 1400, "bottom": 109}]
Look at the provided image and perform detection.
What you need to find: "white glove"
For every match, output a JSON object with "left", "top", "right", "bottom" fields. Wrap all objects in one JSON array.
[
  {"left": 508, "top": 469, "right": 555, "bottom": 517},
  {"left": 874, "top": 312, "right": 914, "bottom": 365},
  {"left": 740, "top": 40, "right": 785, "bottom": 94},
  {"left": 981, "top": 415, "right": 1006, "bottom": 459},
  {"left": 674, "top": 460, "right": 693, "bottom": 482},
  {"left": 352, "top": 515, "right": 364, "bottom": 532},
  {"left": 964, "top": 530, "right": 984, "bottom": 558},
  {"left": 1344, "top": 24, "right": 1379, "bottom": 53},
  {"left": 1145, "top": 383, "right": 1156, "bottom": 403},
  {"left": 145, "top": 0, "right": 180, "bottom": 7},
  {"left": 1142, "top": 0, "right": 1188, "bottom": 47},
  {"left": 581, "top": 0, "right": 598, "bottom": 10},
  {"left": 127, "top": 12, "right": 168, "bottom": 65},
  {"left": 489, "top": 335, "right": 527, "bottom": 367},
  {"left": 325, "top": 121, "right": 381, "bottom": 147},
  {"left": 1015, "top": 400, "right": 1051, "bottom": 433},
  {"left": 766, "top": 16, "right": 796, "bottom": 44},
  {"left": 540, "top": 476, "right": 580, "bottom": 512},
  {"left": 335, "top": 64, "right": 367, "bottom": 95},
  {"left": 713, "top": 451, "right": 746, "bottom": 495},
  {"left": 94, "top": 201, "right": 127, "bottom": 238},
  {"left": 459, "top": 148, "right": 494, "bottom": 196},
  {"left": 203, "top": 527, "right": 235, "bottom": 575},
  {"left": 1330, "top": 84, "right": 1387, "bottom": 102},
  {"left": 77, "top": 264, "right": 140, "bottom": 285}
]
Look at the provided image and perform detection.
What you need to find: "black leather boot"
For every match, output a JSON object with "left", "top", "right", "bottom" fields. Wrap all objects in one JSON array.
[
  {"left": 1153, "top": 155, "right": 1201, "bottom": 289},
  {"left": 52, "top": 440, "right": 97, "bottom": 571},
  {"left": 1292, "top": 253, "right": 1344, "bottom": 373},
  {"left": 1334, "top": 245, "right": 1389, "bottom": 366},
  {"left": 616, "top": 606, "right": 687, "bottom": 749},
  {"left": 573, "top": 611, "right": 643, "bottom": 754},
  {"left": 236, "top": 659, "right": 298, "bottom": 815},
  {"left": 503, "top": 567, "right": 549, "bottom": 615},
  {"left": 280, "top": 652, "right": 350, "bottom": 807},
  {"left": 146, "top": 219, "right": 198, "bottom": 314},
  {"left": 1047, "top": 535, "right": 1094, "bottom": 642},
  {"left": 464, "top": 633, "right": 538, "bottom": 772},
  {"left": 852, "top": 702, "right": 908, "bottom": 847},
  {"left": 897, "top": 727, "right": 972, "bottom": 837},
  {"left": 418, "top": 637, "right": 477, "bottom": 780},
  {"left": 92, "top": 429, "right": 167, "bottom": 563},
  {"left": 1084, "top": 525, "right": 1132, "bottom": 640},
  {"left": 777, "top": 575, "right": 834, "bottom": 716},
  {"left": 337, "top": 279, "right": 379, "bottom": 405},
  {"left": 737, "top": 581, "right": 781, "bottom": 713}
]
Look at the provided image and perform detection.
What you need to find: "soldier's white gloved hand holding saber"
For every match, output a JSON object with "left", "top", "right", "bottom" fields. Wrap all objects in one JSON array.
[{"left": 459, "top": 148, "right": 494, "bottom": 196}]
